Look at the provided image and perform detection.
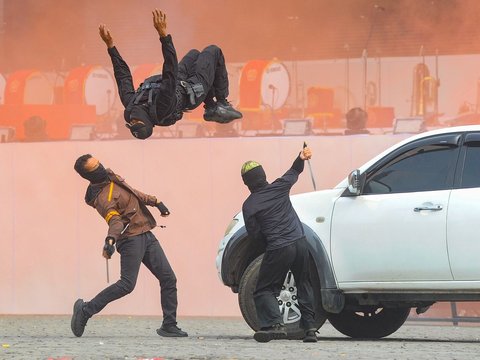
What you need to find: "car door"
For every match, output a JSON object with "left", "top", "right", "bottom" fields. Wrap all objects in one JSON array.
[
  {"left": 447, "top": 132, "right": 480, "bottom": 280},
  {"left": 331, "top": 133, "right": 461, "bottom": 285}
]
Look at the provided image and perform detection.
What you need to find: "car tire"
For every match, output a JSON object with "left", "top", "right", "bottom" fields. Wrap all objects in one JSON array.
[
  {"left": 238, "top": 254, "right": 327, "bottom": 340},
  {"left": 327, "top": 306, "right": 411, "bottom": 339}
]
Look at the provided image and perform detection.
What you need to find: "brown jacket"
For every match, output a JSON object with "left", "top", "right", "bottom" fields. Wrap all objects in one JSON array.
[{"left": 85, "top": 169, "right": 158, "bottom": 242}]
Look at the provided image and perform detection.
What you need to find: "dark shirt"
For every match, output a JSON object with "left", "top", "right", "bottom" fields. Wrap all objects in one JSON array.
[
  {"left": 107, "top": 34, "right": 179, "bottom": 124},
  {"left": 242, "top": 155, "right": 305, "bottom": 251}
]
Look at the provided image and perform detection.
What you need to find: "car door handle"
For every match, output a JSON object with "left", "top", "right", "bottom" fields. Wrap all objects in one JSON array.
[{"left": 413, "top": 205, "right": 443, "bottom": 212}]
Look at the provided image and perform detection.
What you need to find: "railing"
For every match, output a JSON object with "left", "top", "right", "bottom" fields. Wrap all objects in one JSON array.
[{"left": 408, "top": 302, "right": 480, "bottom": 326}]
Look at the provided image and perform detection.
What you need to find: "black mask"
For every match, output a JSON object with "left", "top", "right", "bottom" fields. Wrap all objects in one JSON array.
[
  {"left": 242, "top": 165, "right": 268, "bottom": 193},
  {"left": 127, "top": 121, "right": 153, "bottom": 139},
  {"left": 128, "top": 105, "right": 153, "bottom": 139},
  {"left": 78, "top": 163, "right": 109, "bottom": 184}
]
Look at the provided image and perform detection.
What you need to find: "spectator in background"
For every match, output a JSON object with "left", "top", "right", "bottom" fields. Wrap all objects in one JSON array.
[
  {"left": 23, "top": 115, "right": 49, "bottom": 142},
  {"left": 344, "top": 107, "right": 370, "bottom": 135}
]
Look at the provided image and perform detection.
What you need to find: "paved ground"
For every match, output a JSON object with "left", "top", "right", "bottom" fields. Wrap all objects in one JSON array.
[{"left": 1, "top": 316, "right": 480, "bottom": 359}]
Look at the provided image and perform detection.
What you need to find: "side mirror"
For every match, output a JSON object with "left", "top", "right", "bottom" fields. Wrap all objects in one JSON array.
[{"left": 347, "top": 169, "right": 362, "bottom": 196}]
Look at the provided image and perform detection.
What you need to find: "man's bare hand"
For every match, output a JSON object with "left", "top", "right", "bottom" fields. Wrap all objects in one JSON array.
[
  {"left": 300, "top": 147, "right": 312, "bottom": 160},
  {"left": 152, "top": 9, "right": 167, "bottom": 37},
  {"left": 99, "top": 24, "right": 114, "bottom": 48}
]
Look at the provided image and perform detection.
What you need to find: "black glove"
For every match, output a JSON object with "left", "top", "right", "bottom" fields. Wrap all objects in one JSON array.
[
  {"left": 156, "top": 201, "right": 170, "bottom": 216},
  {"left": 103, "top": 237, "right": 115, "bottom": 259}
]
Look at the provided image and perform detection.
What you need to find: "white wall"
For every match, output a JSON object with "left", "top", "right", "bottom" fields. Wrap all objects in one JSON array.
[{"left": 0, "top": 134, "right": 407, "bottom": 315}]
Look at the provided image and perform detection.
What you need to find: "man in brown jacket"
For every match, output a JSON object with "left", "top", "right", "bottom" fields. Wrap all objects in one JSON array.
[{"left": 71, "top": 154, "right": 187, "bottom": 338}]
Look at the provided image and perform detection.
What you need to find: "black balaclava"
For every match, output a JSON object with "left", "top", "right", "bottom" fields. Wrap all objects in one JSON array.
[
  {"left": 241, "top": 162, "right": 268, "bottom": 193},
  {"left": 128, "top": 105, "right": 153, "bottom": 139},
  {"left": 77, "top": 163, "right": 109, "bottom": 184}
]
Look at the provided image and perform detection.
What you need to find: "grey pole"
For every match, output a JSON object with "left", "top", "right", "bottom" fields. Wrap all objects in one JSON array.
[{"left": 303, "top": 142, "right": 316, "bottom": 191}]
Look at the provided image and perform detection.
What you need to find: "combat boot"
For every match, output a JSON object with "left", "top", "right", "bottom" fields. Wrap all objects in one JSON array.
[
  {"left": 303, "top": 328, "right": 318, "bottom": 343},
  {"left": 156, "top": 324, "right": 188, "bottom": 337},
  {"left": 203, "top": 100, "right": 242, "bottom": 123},
  {"left": 253, "top": 323, "right": 287, "bottom": 343},
  {"left": 71, "top": 299, "right": 89, "bottom": 337}
]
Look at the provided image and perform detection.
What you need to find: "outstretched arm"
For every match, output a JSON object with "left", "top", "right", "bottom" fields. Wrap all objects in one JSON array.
[
  {"left": 99, "top": 24, "right": 135, "bottom": 108},
  {"left": 130, "top": 186, "right": 170, "bottom": 218},
  {"left": 152, "top": 9, "right": 178, "bottom": 88}
]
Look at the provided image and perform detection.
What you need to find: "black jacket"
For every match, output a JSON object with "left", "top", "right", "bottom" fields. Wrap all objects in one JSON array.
[
  {"left": 108, "top": 34, "right": 179, "bottom": 125},
  {"left": 242, "top": 155, "right": 306, "bottom": 251}
]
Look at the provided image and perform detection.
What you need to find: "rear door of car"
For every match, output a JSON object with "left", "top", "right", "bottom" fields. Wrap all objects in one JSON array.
[
  {"left": 331, "top": 133, "right": 461, "bottom": 285},
  {"left": 447, "top": 132, "right": 480, "bottom": 280}
]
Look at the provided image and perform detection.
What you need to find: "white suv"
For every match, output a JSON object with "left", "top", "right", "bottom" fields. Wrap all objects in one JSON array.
[{"left": 216, "top": 125, "right": 480, "bottom": 339}]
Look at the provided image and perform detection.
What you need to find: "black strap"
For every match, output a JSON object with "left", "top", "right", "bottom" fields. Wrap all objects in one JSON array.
[{"left": 133, "top": 90, "right": 146, "bottom": 105}]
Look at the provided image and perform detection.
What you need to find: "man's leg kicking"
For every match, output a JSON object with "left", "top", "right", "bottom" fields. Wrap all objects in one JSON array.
[{"left": 71, "top": 235, "right": 145, "bottom": 337}]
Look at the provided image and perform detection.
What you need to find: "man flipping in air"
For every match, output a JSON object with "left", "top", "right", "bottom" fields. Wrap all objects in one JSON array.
[
  {"left": 99, "top": 9, "right": 242, "bottom": 139},
  {"left": 241, "top": 145, "right": 317, "bottom": 343}
]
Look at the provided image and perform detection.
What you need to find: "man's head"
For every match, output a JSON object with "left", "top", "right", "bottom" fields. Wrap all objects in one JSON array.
[
  {"left": 346, "top": 107, "right": 368, "bottom": 130},
  {"left": 241, "top": 161, "right": 268, "bottom": 193},
  {"left": 126, "top": 105, "right": 153, "bottom": 139},
  {"left": 74, "top": 154, "right": 109, "bottom": 184}
]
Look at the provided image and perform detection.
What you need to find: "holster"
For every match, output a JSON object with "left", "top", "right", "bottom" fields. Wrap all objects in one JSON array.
[{"left": 179, "top": 81, "right": 204, "bottom": 110}]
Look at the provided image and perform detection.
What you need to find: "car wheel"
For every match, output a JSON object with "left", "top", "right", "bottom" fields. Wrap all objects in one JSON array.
[
  {"left": 327, "top": 306, "right": 410, "bottom": 338},
  {"left": 238, "top": 254, "right": 327, "bottom": 339}
]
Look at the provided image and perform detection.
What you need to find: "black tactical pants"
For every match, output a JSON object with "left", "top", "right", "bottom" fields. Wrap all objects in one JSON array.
[
  {"left": 83, "top": 231, "right": 178, "bottom": 326},
  {"left": 178, "top": 45, "right": 230, "bottom": 109},
  {"left": 254, "top": 237, "right": 316, "bottom": 329}
]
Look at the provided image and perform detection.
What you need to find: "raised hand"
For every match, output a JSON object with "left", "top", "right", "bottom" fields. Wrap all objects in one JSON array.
[
  {"left": 99, "top": 24, "right": 114, "bottom": 48},
  {"left": 152, "top": 8, "right": 167, "bottom": 37},
  {"left": 300, "top": 147, "right": 312, "bottom": 160}
]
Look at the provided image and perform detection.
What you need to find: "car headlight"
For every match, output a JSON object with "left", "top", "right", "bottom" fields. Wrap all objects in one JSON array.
[{"left": 224, "top": 218, "right": 239, "bottom": 236}]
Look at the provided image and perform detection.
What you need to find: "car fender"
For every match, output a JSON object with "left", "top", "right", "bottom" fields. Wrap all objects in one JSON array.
[
  {"left": 220, "top": 222, "right": 344, "bottom": 313},
  {"left": 303, "top": 223, "right": 345, "bottom": 313}
]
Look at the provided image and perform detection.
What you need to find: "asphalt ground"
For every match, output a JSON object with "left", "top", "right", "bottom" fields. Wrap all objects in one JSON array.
[{"left": 1, "top": 316, "right": 480, "bottom": 359}]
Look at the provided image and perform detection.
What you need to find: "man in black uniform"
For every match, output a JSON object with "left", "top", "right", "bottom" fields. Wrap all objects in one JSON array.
[
  {"left": 241, "top": 145, "right": 317, "bottom": 343},
  {"left": 71, "top": 154, "right": 187, "bottom": 338},
  {"left": 99, "top": 9, "right": 242, "bottom": 139}
]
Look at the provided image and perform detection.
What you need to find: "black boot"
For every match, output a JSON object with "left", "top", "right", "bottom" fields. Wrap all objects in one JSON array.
[
  {"left": 156, "top": 324, "right": 188, "bottom": 337},
  {"left": 203, "top": 100, "right": 242, "bottom": 123},
  {"left": 71, "top": 299, "right": 89, "bottom": 337},
  {"left": 253, "top": 323, "right": 287, "bottom": 343},
  {"left": 303, "top": 328, "right": 318, "bottom": 343}
]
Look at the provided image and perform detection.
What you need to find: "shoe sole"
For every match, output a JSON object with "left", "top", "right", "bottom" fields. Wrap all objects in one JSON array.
[
  {"left": 254, "top": 330, "right": 287, "bottom": 343},
  {"left": 303, "top": 337, "right": 318, "bottom": 343},
  {"left": 156, "top": 328, "right": 188, "bottom": 338},
  {"left": 203, "top": 117, "right": 241, "bottom": 124},
  {"left": 71, "top": 299, "right": 85, "bottom": 337},
  {"left": 203, "top": 113, "right": 243, "bottom": 123}
]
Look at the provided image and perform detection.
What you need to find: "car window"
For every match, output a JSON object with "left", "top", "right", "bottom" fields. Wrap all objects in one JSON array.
[
  {"left": 460, "top": 144, "right": 480, "bottom": 188},
  {"left": 364, "top": 144, "right": 458, "bottom": 194}
]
